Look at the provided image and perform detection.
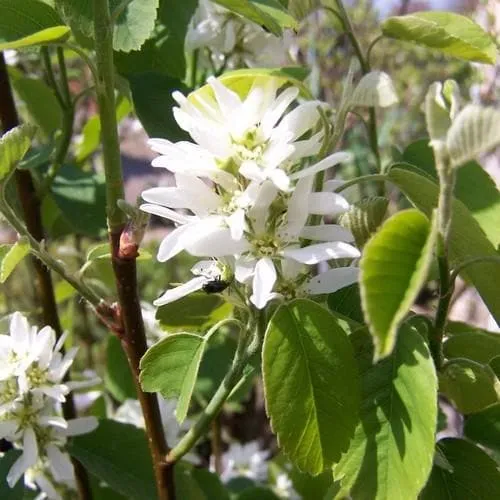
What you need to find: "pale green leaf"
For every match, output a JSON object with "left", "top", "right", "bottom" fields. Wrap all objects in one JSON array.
[
  {"left": 262, "top": 299, "right": 360, "bottom": 475},
  {"left": 440, "top": 359, "right": 500, "bottom": 414},
  {"left": 0, "top": 124, "right": 35, "bottom": 182},
  {"left": 68, "top": 420, "right": 156, "bottom": 500},
  {"left": 425, "top": 82, "right": 453, "bottom": 146},
  {"left": 334, "top": 324, "right": 437, "bottom": 500},
  {"left": 420, "top": 438, "right": 500, "bottom": 499},
  {"left": 388, "top": 164, "right": 500, "bottom": 325},
  {"left": 338, "top": 197, "right": 389, "bottom": 249},
  {"left": 140, "top": 332, "right": 206, "bottom": 422},
  {"left": 213, "top": 0, "right": 298, "bottom": 36},
  {"left": 447, "top": 105, "right": 500, "bottom": 168},
  {"left": 0, "top": 0, "right": 66, "bottom": 50},
  {"left": 360, "top": 209, "right": 438, "bottom": 359},
  {"left": 350, "top": 71, "right": 398, "bottom": 108},
  {"left": 0, "top": 237, "right": 30, "bottom": 283},
  {"left": 444, "top": 330, "right": 500, "bottom": 364},
  {"left": 381, "top": 11, "right": 497, "bottom": 64}
]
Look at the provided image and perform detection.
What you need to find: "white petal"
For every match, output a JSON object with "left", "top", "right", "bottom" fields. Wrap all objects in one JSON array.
[
  {"left": 37, "top": 385, "right": 68, "bottom": 402},
  {"left": 267, "top": 168, "right": 290, "bottom": 191},
  {"left": 63, "top": 417, "right": 98, "bottom": 437},
  {"left": 153, "top": 277, "right": 206, "bottom": 307},
  {"left": 300, "top": 224, "right": 354, "bottom": 242},
  {"left": 289, "top": 151, "right": 352, "bottom": 180},
  {"left": 250, "top": 258, "right": 277, "bottom": 309},
  {"left": 308, "top": 193, "right": 350, "bottom": 216},
  {"left": 239, "top": 161, "right": 266, "bottom": 183},
  {"left": 47, "top": 445, "right": 74, "bottom": 482},
  {"left": 272, "top": 101, "right": 322, "bottom": 142},
  {"left": 0, "top": 420, "right": 17, "bottom": 438},
  {"left": 323, "top": 179, "right": 345, "bottom": 192},
  {"left": 281, "top": 258, "right": 305, "bottom": 279},
  {"left": 227, "top": 209, "right": 247, "bottom": 240},
  {"left": 304, "top": 267, "right": 360, "bottom": 294},
  {"left": 235, "top": 258, "right": 257, "bottom": 283},
  {"left": 261, "top": 86, "right": 299, "bottom": 138},
  {"left": 283, "top": 242, "right": 360, "bottom": 264},
  {"left": 7, "top": 427, "right": 38, "bottom": 487},
  {"left": 207, "top": 76, "right": 242, "bottom": 122},
  {"left": 10, "top": 312, "right": 30, "bottom": 350},
  {"left": 140, "top": 204, "right": 193, "bottom": 225},
  {"left": 191, "top": 260, "right": 219, "bottom": 278},
  {"left": 283, "top": 176, "right": 313, "bottom": 239},
  {"left": 186, "top": 228, "right": 250, "bottom": 257},
  {"left": 35, "top": 474, "right": 61, "bottom": 500},
  {"left": 33, "top": 326, "right": 56, "bottom": 369},
  {"left": 40, "top": 416, "right": 68, "bottom": 429},
  {"left": 289, "top": 132, "right": 323, "bottom": 161}
]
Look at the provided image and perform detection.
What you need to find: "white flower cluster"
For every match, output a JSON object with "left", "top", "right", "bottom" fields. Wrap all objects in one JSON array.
[
  {"left": 186, "top": 0, "right": 294, "bottom": 70},
  {"left": 215, "top": 441, "right": 301, "bottom": 499},
  {"left": 142, "top": 76, "right": 360, "bottom": 309},
  {"left": 0, "top": 313, "right": 98, "bottom": 499}
]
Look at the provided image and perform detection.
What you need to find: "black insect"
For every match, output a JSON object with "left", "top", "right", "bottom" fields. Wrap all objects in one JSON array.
[{"left": 202, "top": 276, "right": 231, "bottom": 294}]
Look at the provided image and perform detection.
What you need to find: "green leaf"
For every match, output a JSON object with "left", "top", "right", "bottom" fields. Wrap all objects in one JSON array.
[
  {"left": 381, "top": 11, "right": 497, "bottom": 64},
  {"left": 262, "top": 299, "right": 360, "bottom": 475},
  {"left": 287, "top": 0, "right": 321, "bottom": 21},
  {"left": 327, "top": 283, "right": 364, "bottom": 325},
  {"left": 334, "top": 324, "right": 437, "bottom": 500},
  {"left": 388, "top": 164, "right": 500, "bottom": 325},
  {"left": 402, "top": 140, "right": 500, "bottom": 249},
  {"left": 0, "top": 237, "right": 30, "bottom": 283},
  {"left": 50, "top": 164, "right": 107, "bottom": 238},
  {"left": 0, "top": 0, "right": 66, "bottom": 50},
  {"left": 213, "top": 0, "right": 298, "bottom": 36},
  {"left": 237, "top": 487, "right": 279, "bottom": 499},
  {"left": 68, "top": 420, "right": 156, "bottom": 500},
  {"left": 444, "top": 330, "right": 500, "bottom": 364},
  {"left": 338, "top": 197, "right": 389, "bottom": 249},
  {"left": 440, "top": 359, "right": 500, "bottom": 414},
  {"left": 12, "top": 77, "right": 62, "bottom": 138},
  {"left": 464, "top": 403, "right": 500, "bottom": 455},
  {"left": 420, "top": 438, "right": 500, "bottom": 499},
  {"left": 156, "top": 292, "right": 232, "bottom": 334},
  {"left": 115, "top": 0, "right": 198, "bottom": 79},
  {"left": 350, "top": 71, "right": 398, "bottom": 108},
  {"left": 140, "top": 332, "right": 206, "bottom": 422},
  {"left": 104, "top": 336, "right": 136, "bottom": 402},
  {"left": 127, "top": 72, "right": 189, "bottom": 141},
  {"left": 0, "top": 450, "right": 23, "bottom": 500},
  {"left": 175, "top": 462, "right": 230, "bottom": 500},
  {"left": 447, "top": 105, "right": 500, "bottom": 168},
  {"left": 0, "top": 125, "right": 35, "bottom": 182},
  {"left": 360, "top": 209, "right": 438, "bottom": 359}
]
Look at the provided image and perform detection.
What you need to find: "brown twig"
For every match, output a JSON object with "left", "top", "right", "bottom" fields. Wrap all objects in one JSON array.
[{"left": 0, "top": 53, "right": 93, "bottom": 500}]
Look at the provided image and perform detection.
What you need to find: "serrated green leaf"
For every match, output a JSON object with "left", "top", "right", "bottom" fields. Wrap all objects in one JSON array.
[
  {"left": 334, "top": 324, "right": 437, "bottom": 500},
  {"left": 350, "top": 71, "right": 398, "bottom": 108},
  {"left": 104, "top": 336, "right": 136, "bottom": 402},
  {"left": 0, "top": 0, "right": 66, "bottom": 50},
  {"left": 213, "top": 0, "right": 298, "bottom": 37},
  {"left": 388, "top": 164, "right": 500, "bottom": 325},
  {"left": 156, "top": 292, "right": 232, "bottom": 334},
  {"left": 440, "top": 359, "right": 500, "bottom": 414},
  {"left": 402, "top": 140, "right": 500, "bottom": 249},
  {"left": 68, "top": 420, "right": 156, "bottom": 500},
  {"left": 0, "top": 125, "right": 35, "bottom": 182},
  {"left": 338, "top": 197, "right": 389, "bottom": 249},
  {"left": 443, "top": 330, "right": 500, "bottom": 364},
  {"left": 420, "top": 438, "right": 500, "bottom": 499},
  {"left": 381, "top": 11, "right": 497, "bottom": 64},
  {"left": 140, "top": 332, "right": 206, "bottom": 422},
  {"left": 263, "top": 299, "right": 360, "bottom": 475},
  {"left": 464, "top": 403, "right": 500, "bottom": 455},
  {"left": 0, "top": 237, "right": 30, "bottom": 283},
  {"left": 447, "top": 105, "right": 500, "bottom": 168},
  {"left": 360, "top": 209, "right": 438, "bottom": 359},
  {"left": 12, "top": 77, "right": 62, "bottom": 138}
]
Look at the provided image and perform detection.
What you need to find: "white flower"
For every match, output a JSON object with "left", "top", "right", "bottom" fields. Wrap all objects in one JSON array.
[
  {"left": 217, "top": 441, "right": 269, "bottom": 483},
  {"left": 274, "top": 472, "right": 301, "bottom": 499},
  {"left": 171, "top": 76, "right": 328, "bottom": 190}
]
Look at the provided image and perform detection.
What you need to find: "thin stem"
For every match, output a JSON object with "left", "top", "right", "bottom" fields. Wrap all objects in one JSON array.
[
  {"left": 190, "top": 49, "right": 199, "bottom": 89},
  {"left": 334, "top": 173, "right": 387, "bottom": 193},
  {"left": 61, "top": 43, "right": 100, "bottom": 84},
  {"left": 366, "top": 35, "right": 383, "bottom": 69},
  {"left": 167, "top": 324, "right": 252, "bottom": 464},
  {"left": 211, "top": 416, "right": 223, "bottom": 475},
  {"left": 92, "top": 2, "right": 173, "bottom": 498},
  {"left": 0, "top": 53, "right": 93, "bottom": 500},
  {"left": 450, "top": 256, "right": 500, "bottom": 284},
  {"left": 41, "top": 47, "right": 65, "bottom": 109}
]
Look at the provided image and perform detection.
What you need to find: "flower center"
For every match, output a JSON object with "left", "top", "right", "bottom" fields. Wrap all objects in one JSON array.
[
  {"left": 232, "top": 127, "right": 267, "bottom": 162},
  {"left": 251, "top": 235, "right": 281, "bottom": 257},
  {"left": 0, "top": 377, "right": 18, "bottom": 404},
  {"left": 26, "top": 364, "right": 48, "bottom": 389}
]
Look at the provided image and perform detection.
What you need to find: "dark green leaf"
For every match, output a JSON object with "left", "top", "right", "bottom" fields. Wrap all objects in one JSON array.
[
  {"left": 334, "top": 324, "right": 437, "bottom": 500},
  {"left": 388, "top": 164, "right": 500, "bottom": 325},
  {"left": 382, "top": 11, "right": 497, "bottom": 64},
  {"left": 464, "top": 403, "right": 500, "bottom": 455},
  {"left": 263, "top": 299, "right": 360, "bottom": 474},
  {"left": 127, "top": 72, "right": 189, "bottom": 141},
  {"left": 0, "top": 0, "right": 67, "bottom": 50},
  {"left": 68, "top": 419, "right": 156, "bottom": 500},
  {"left": 327, "top": 283, "right": 364, "bottom": 325},
  {"left": 420, "top": 438, "right": 500, "bottom": 499},
  {"left": 156, "top": 292, "right": 232, "bottom": 334},
  {"left": 213, "top": 0, "right": 298, "bottom": 36},
  {"left": 104, "top": 336, "right": 136, "bottom": 402},
  {"left": 360, "top": 209, "right": 438, "bottom": 359},
  {"left": 440, "top": 359, "right": 500, "bottom": 414},
  {"left": 237, "top": 487, "right": 279, "bottom": 499}
]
